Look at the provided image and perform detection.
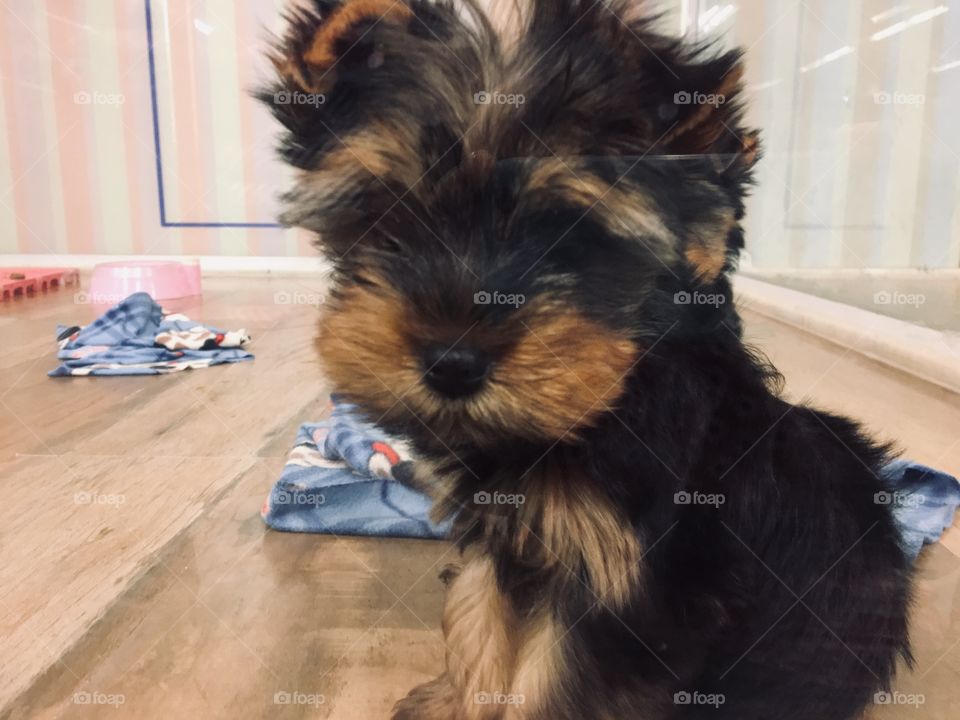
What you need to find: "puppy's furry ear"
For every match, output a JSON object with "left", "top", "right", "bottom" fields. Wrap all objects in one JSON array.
[
  {"left": 497, "top": 1, "right": 757, "bottom": 283},
  {"left": 260, "top": 0, "right": 489, "bottom": 245},
  {"left": 269, "top": 0, "right": 414, "bottom": 95},
  {"left": 661, "top": 52, "right": 760, "bottom": 177},
  {"left": 660, "top": 53, "right": 763, "bottom": 282},
  {"left": 494, "top": 2, "right": 759, "bottom": 175},
  {"left": 659, "top": 52, "right": 760, "bottom": 283}
]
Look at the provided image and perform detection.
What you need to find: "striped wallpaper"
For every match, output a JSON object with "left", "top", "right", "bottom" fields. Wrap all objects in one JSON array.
[
  {"left": 0, "top": 0, "right": 958, "bottom": 268},
  {"left": 0, "top": 0, "right": 307, "bottom": 258}
]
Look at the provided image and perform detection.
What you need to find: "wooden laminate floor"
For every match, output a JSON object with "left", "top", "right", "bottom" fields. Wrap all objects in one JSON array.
[{"left": 0, "top": 276, "right": 957, "bottom": 719}]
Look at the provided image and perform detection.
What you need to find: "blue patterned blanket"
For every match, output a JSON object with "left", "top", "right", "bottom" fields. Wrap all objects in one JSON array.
[{"left": 50, "top": 292, "right": 253, "bottom": 376}]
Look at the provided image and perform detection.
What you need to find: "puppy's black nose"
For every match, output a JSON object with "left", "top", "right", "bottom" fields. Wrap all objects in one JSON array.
[{"left": 422, "top": 346, "right": 489, "bottom": 398}]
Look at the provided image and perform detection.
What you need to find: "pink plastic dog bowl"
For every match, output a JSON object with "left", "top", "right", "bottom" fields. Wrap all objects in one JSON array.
[{"left": 89, "top": 261, "right": 202, "bottom": 303}]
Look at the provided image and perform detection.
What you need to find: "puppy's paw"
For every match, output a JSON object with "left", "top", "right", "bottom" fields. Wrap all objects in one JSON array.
[
  {"left": 391, "top": 677, "right": 458, "bottom": 720},
  {"left": 390, "top": 698, "right": 422, "bottom": 720}
]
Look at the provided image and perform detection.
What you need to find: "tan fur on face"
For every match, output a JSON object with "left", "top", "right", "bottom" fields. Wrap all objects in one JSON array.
[
  {"left": 490, "top": 300, "right": 638, "bottom": 440},
  {"left": 317, "top": 278, "right": 423, "bottom": 413},
  {"left": 304, "top": 120, "right": 424, "bottom": 196},
  {"left": 318, "top": 279, "right": 640, "bottom": 445},
  {"left": 685, "top": 207, "right": 737, "bottom": 282},
  {"left": 741, "top": 130, "right": 760, "bottom": 167},
  {"left": 525, "top": 161, "right": 676, "bottom": 252}
]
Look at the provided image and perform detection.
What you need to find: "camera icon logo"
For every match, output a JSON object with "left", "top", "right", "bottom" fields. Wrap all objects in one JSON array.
[
  {"left": 874, "top": 491, "right": 893, "bottom": 505},
  {"left": 474, "top": 91, "right": 492, "bottom": 105},
  {"left": 674, "top": 91, "right": 692, "bottom": 105}
]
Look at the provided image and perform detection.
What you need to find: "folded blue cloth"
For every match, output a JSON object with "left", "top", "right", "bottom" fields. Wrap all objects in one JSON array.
[
  {"left": 50, "top": 292, "right": 253, "bottom": 376},
  {"left": 262, "top": 399, "right": 960, "bottom": 558},
  {"left": 262, "top": 398, "right": 451, "bottom": 538},
  {"left": 881, "top": 459, "right": 960, "bottom": 560}
]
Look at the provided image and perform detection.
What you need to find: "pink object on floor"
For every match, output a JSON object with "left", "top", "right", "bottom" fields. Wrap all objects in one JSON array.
[
  {"left": 88, "top": 260, "right": 202, "bottom": 302},
  {"left": 1, "top": 268, "right": 79, "bottom": 301}
]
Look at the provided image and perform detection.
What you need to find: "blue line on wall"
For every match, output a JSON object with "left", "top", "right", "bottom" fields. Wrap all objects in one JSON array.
[{"left": 144, "top": 0, "right": 282, "bottom": 229}]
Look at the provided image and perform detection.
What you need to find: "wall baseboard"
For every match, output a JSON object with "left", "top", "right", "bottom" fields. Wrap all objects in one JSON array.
[
  {"left": 1, "top": 254, "right": 328, "bottom": 274},
  {"left": 735, "top": 276, "right": 960, "bottom": 395},
  {"left": 742, "top": 267, "right": 960, "bottom": 280}
]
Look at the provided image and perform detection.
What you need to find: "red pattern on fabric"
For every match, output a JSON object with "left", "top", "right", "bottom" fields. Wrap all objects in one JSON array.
[{"left": 372, "top": 442, "right": 400, "bottom": 466}]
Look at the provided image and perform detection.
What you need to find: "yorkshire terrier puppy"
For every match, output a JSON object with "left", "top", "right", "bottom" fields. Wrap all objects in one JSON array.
[{"left": 263, "top": 1, "right": 912, "bottom": 718}]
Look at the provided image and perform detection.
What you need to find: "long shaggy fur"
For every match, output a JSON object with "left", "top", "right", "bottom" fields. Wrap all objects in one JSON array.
[{"left": 261, "top": 2, "right": 913, "bottom": 718}]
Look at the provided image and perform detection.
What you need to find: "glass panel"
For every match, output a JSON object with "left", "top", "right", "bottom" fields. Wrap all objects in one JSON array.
[{"left": 679, "top": 0, "right": 960, "bottom": 330}]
